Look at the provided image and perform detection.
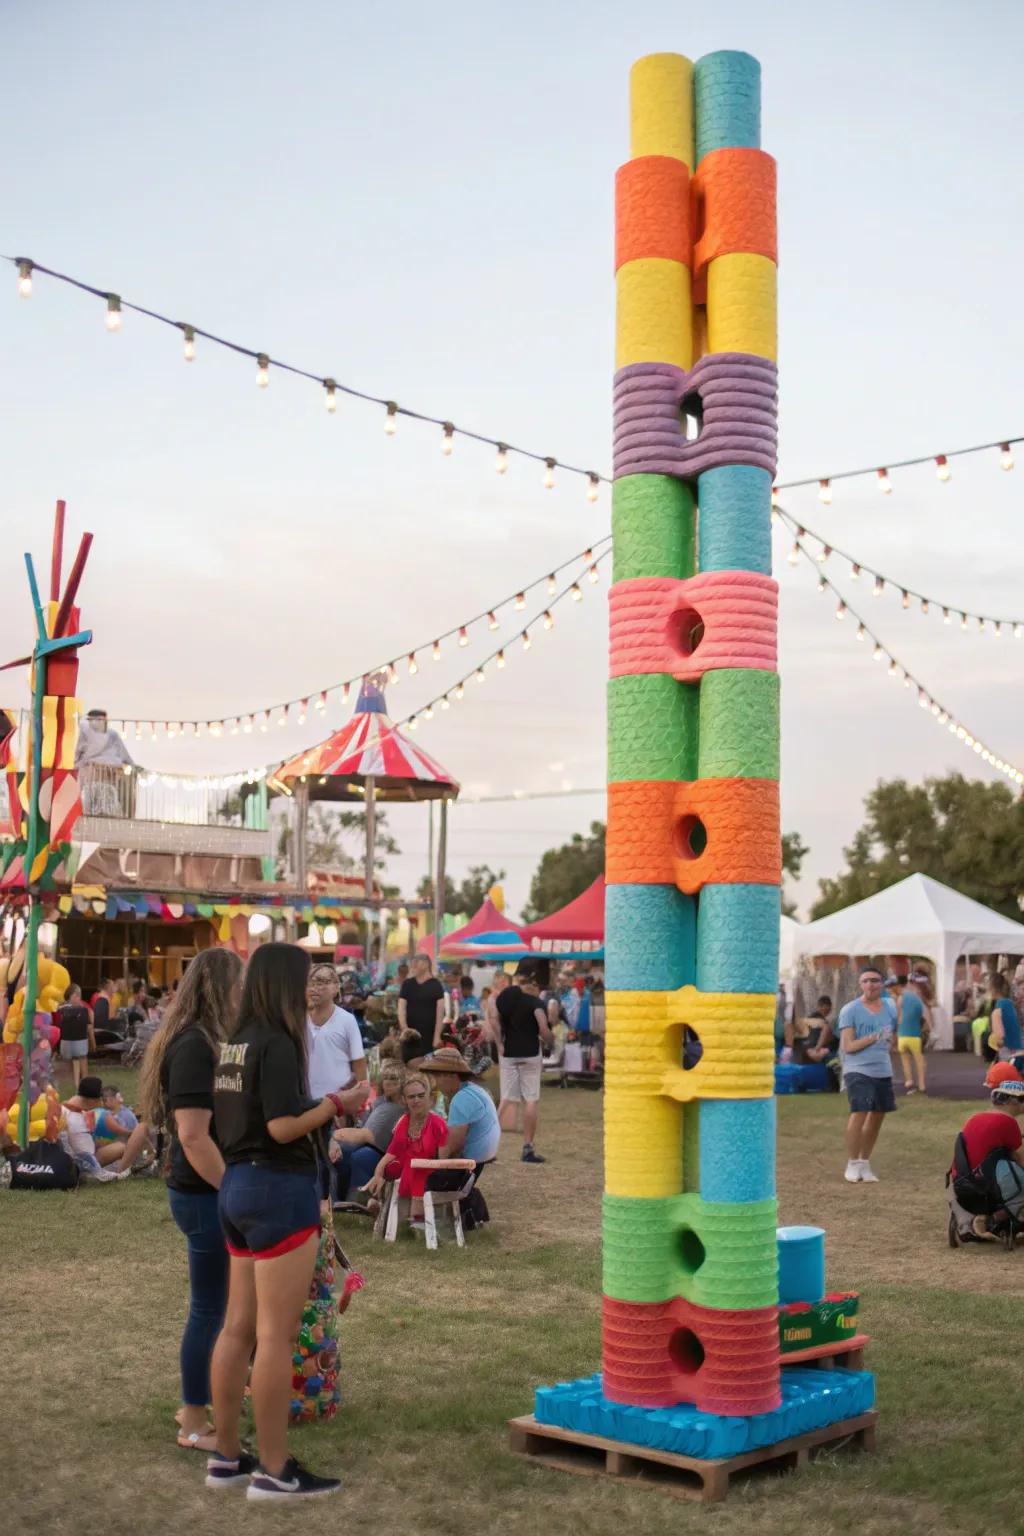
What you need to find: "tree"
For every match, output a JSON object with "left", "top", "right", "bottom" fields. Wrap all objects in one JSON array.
[
  {"left": 276, "top": 804, "right": 400, "bottom": 880},
  {"left": 811, "top": 773, "right": 1024, "bottom": 920},
  {"left": 522, "top": 821, "right": 606, "bottom": 923},
  {"left": 415, "top": 864, "right": 507, "bottom": 918},
  {"left": 781, "top": 830, "right": 809, "bottom": 918}
]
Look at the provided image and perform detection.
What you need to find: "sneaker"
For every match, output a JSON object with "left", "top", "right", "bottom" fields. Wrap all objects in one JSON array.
[
  {"left": 843, "top": 1159, "right": 863, "bottom": 1183},
  {"left": 521, "top": 1146, "right": 547, "bottom": 1164},
  {"left": 206, "top": 1449, "right": 258, "bottom": 1489},
  {"left": 904, "top": 1084, "right": 917, "bottom": 1096},
  {"left": 246, "top": 1457, "right": 341, "bottom": 1501},
  {"left": 859, "top": 1163, "right": 880, "bottom": 1183}
]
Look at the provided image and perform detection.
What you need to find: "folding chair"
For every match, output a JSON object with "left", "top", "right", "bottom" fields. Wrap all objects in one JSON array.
[{"left": 412, "top": 1158, "right": 477, "bottom": 1250}]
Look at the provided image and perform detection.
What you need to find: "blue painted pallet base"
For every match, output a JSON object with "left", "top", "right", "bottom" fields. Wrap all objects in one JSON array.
[{"left": 534, "top": 1366, "right": 875, "bottom": 1460}]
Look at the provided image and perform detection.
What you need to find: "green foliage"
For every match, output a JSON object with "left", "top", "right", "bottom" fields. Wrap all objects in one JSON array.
[
  {"left": 417, "top": 863, "right": 507, "bottom": 918},
  {"left": 781, "top": 829, "right": 809, "bottom": 917},
  {"left": 276, "top": 804, "right": 400, "bottom": 880},
  {"left": 812, "top": 773, "right": 1024, "bottom": 920},
  {"left": 522, "top": 821, "right": 605, "bottom": 923}
]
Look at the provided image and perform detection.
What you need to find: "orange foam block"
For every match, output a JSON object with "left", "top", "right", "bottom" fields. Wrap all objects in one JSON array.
[
  {"left": 692, "top": 147, "right": 777, "bottom": 278},
  {"left": 609, "top": 572, "right": 777, "bottom": 681},
  {"left": 615, "top": 155, "right": 691, "bottom": 272},
  {"left": 606, "top": 777, "right": 780, "bottom": 892}
]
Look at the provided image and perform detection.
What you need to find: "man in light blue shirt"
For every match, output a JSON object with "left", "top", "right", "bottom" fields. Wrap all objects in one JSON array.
[{"left": 838, "top": 967, "right": 897, "bottom": 1185}]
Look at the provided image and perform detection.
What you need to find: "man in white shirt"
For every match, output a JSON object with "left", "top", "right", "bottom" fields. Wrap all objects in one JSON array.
[{"left": 306, "top": 964, "right": 368, "bottom": 1098}]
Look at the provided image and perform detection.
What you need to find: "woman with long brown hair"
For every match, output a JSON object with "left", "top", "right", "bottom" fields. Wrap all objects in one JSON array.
[
  {"left": 207, "top": 942, "right": 368, "bottom": 1500},
  {"left": 139, "top": 946, "right": 244, "bottom": 1452}
]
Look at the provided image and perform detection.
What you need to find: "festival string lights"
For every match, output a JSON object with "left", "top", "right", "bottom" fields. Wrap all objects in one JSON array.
[
  {"left": 6, "top": 254, "right": 1020, "bottom": 499},
  {"left": 776, "top": 509, "right": 1024, "bottom": 634},
  {"left": 786, "top": 526, "right": 1024, "bottom": 788}
]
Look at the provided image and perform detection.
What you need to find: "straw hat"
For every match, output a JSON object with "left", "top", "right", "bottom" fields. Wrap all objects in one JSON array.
[{"left": 419, "top": 1047, "right": 474, "bottom": 1077}]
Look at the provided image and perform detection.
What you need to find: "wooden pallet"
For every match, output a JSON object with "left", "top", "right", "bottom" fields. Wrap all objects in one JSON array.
[
  {"left": 508, "top": 1410, "right": 877, "bottom": 1504},
  {"left": 780, "top": 1333, "right": 870, "bottom": 1371}
]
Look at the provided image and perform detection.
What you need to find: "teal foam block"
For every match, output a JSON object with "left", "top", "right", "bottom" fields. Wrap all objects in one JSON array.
[
  {"left": 694, "top": 50, "right": 761, "bottom": 163},
  {"left": 699, "top": 1099, "right": 775, "bottom": 1203},
  {"left": 697, "top": 883, "right": 780, "bottom": 993},
  {"left": 534, "top": 1367, "right": 874, "bottom": 1459},
  {"left": 697, "top": 466, "right": 772, "bottom": 575},
  {"left": 605, "top": 883, "right": 696, "bottom": 992}
]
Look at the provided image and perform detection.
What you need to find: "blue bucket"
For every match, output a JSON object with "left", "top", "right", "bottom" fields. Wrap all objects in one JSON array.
[{"left": 776, "top": 1225, "right": 826, "bottom": 1305}]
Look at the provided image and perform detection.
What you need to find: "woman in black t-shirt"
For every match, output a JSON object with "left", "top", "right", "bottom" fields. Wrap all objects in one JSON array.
[
  {"left": 139, "top": 947, "right": 244, "bottom": 1452},
  {"left": 209, "top": 943, "right": 367, "bottom": 1499}
]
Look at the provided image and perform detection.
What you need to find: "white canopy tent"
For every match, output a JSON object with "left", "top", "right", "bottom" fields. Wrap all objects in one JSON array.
[
  {"left": 791, "top": 873, "right": 1024, "bottom": 1048},
  {"left": 779, "top": 913, "right": 801, "bottom": 979}
]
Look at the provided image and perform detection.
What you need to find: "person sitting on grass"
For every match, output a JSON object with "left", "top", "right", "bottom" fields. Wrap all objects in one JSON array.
[
  {"left": 954, "top": 1067, "right": 1024, "bottom": 1241},
  {"left": 987, "top": 973, "right": 1023, "bottom": 1061},
  {"left": 328, "top": 1060, "right": 407, "bottom": 1202},
  {"left": 363, "top": 1070, "right": 447, "bottom": 1220},
  {"left": 895, "top": 977, "right": 931, "bottom": 1095},
  {"left": 61, "top": 1077, "right": 132, "bottom": 1181},
  {"left": 792, "top": 996, "right": 835, "bottom": 1064}
]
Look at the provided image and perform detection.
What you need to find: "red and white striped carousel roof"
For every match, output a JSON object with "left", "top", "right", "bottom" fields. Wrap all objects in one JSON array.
[{"left": 273, "top": 674, "right": 459, "bottom": 801}]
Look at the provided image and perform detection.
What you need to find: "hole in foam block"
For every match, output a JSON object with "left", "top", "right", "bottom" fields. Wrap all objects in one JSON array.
[
  {"left": 668, "top": 1325, "right": 706, "bottom": 1376},
  {"left": 681, "top": 1025, "right": 703, "bottom": 1071},
  {"left": 667, "top": 603, "right": 705, "bottom": 659},
  {"left": 674, "top": 814, "right": 707, "bottom": 860},
  {"left": 681, "top": 390, "right": 703, "bottom": 443},
  {"left": 678, "top": 1226, "right": 706, "bottom": 1275}
]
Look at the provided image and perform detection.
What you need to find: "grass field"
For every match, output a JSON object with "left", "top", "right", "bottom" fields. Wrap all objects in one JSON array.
[{"left": 4, "top": 1070, "right": 1021, "bottom": 1534}]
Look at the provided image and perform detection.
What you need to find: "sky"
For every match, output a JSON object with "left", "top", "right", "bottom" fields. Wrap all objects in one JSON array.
[{"left": 3, "top": 0, "right": 1023, "bottom": 920}]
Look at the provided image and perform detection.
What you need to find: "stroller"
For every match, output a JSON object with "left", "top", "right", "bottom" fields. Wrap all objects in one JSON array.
[{"left": 946, "top": 1130, "right": 1024, "bottom": 1252}]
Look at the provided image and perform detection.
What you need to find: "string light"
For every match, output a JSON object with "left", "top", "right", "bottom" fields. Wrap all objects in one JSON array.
[
  {"left": 1000, "top": 443, "right": 1015, "bottom": 471},
  {"left": 901, "top": 590, "right": 910, "bottom": 609},
  {"left": 495, "top": 444, "right": 509, "bottom": 475},
  {"left": 856, "top": 623, "right": 866, "bottom": 640},
  {"left": 851, "top": 563, "right": 861, "bottom": 580},
  {"left": 543, "top": 458, "right": 556, "bottom": 490},
  {"left": 458, "top": 626, "right": 469, "bottom": 647},
  {"left": 816, "top": 575, "right": 827, "bottom": 592},
  {"left": 475, "top": 666, "right": 486, "bottom": 684},
  {"left": 407, "top": 653, "right": 418, "bottom": 676},
  {"left": 323, "top": 378, "right": 337, "bottom": 412},
  {"left": 384, "top": 401, "right": 398, "bottom": 435},
  {"left": 818, "top": 478, "right": 832, "bottom": 505},
  {"left": 432, "top": 640, "right": 442, "bottom": 661},
  {"left": 935, "top": 454, "right": 950, "bottom": 482},
  {"left": 496, "top": 649, "right": 506, "bottom": 667},
  {"left": 872, "top": 644, "right": 884, "bottom": 661},
  {"left": 873, "top": 577, "right": 884, "bottom": 597},
  {"left": 181, "top": 324, "right": 196, "bottom": 362},
  {"left": 514, "top": 592, "right": 525, "bottom": 610},
  {"left": 547, "top": 573, "right": 557, "bottom": 594},
  {"left": 105, "top": 294, "right": 122, "bottom": 331},
  {"left": 454, "top": 682, "right": 465, "bottom": 700},
  {"left": 441, "top": 422, "right": 454, "bottom": 455},
  {"left": 787, "top": 542, "right": 800, "bottom": 565},
  {"left": 835, "top": 600, "right": 846, "bottom": 620},
  {"left": 440, "top": 697, "right": 450, "bottom": 710},
  {"left": 297, "top": 700, "right": 308, "bottom": 724},
  {"left": 16, "top": 259, "right": 32, "bottom": 298},
  {"left": 888, "top": 659, "right": 899, "bottom": 677},
  {"left": 388, "top": 663, "right": 399, "bottom": 684},
  {"left": 487, "top": 611, "right": 499, "bottom": 630},
  {"left": 961, "top": 613, "right": 969, "bottom": 630},
  {"left": 587, "top": 473, "right": 600, "bottom": 503},
  {"left": 571, "top": 583, "right": 583, "bottom": 602},
  {"left": 942, "top": 608, "right": 950, "bottom": 624},
  {"left": 877, "top": 467, "right": 892, "bottom": 494},
  {"left": 522, "top": 630, "right": 532, "bottom": 650},
  {"left": 816, "top": 545, "right": 831, "bottom": 564},
  {"left": 278, "top": 706, "right": 288, "bottom": 727},
  {"left": 342, "top": 682, "right": 350, "bottom": 701},
  {"left": 423, "top": 705, "right": 434, "bottom": 721},
  {"left": 587, "top": 565, "right": 600, "bottom": 583},
  {"left": 256, "top": 354, "right": 270, "bottom": 388},
  {"left": 316, "top": 690, "right": 327, "bottom": 711},
  {"left": 543, "top": 610, "right": 555, "bottom": 629},
  {"left": 921, "top": 599, "right": 929, "bottom": 616}
]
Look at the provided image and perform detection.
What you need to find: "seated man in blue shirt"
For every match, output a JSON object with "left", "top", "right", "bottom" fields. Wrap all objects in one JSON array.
[
  {"left": 420, "top": 1047, "right": 501, "bottom": 1227},
  {"left": 839, "top": 966, "right": 897, "bottom": 1185}
]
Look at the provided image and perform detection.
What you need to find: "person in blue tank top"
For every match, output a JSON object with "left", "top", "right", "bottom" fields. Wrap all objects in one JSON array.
[
  {"left": 838, "top": 966, "right": 897, "bottom": 1184},
  {"left": 988, "top": 973, "right": 1023, "bottom": 1060},
  {"left": 896, "top": 978, "right": 930, "bottom": 1096}
]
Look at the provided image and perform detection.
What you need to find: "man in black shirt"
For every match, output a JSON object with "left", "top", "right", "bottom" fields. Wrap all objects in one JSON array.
[
  {"left": 496, "top": 972, "right": 554, "bottom": 1164},
  {"left": 56, "top": 983, "right": 96, "bottom": 1089},
  {"left": 91, "top": 978, "right": 115, "bottom": 1033},
  {"left": 398, "top": 953, "right": 446, "bottom": 1065}
]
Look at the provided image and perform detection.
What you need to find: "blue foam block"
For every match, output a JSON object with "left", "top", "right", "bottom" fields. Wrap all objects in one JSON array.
[
  {"left": 694, "top": 50, "right": 761, "bottom": 163},
  {"left": 699, "top": 1098, "right": 775, "bottom": 1203},
  {"left": 697, "top": 466, "right": 772, "bottom": 575},
  {"left": 534, "top": 1367, "right": 874, "bottom": 1460},
  {"left": 606, "top": 883, "right": 696, "bottom": 992},
  {"left": 696, "top": 883, "right": 780, "bottom": 993}
]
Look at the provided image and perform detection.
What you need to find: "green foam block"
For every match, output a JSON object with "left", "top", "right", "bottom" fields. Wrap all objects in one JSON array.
[
  {"left": 607, "top": 674, "right": 698, "bottom": 782},
  {"left": 602, "top": 1193, "right": 778, "bottom": 1308},
  {"left": 697, "top": 669, "right": 780, "bottom": 780},
  {"left": 613, "top": 475, "right": 695, "bottom": 583}
]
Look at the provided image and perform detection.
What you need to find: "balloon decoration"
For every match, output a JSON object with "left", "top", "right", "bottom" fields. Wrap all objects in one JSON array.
[
  {"left": 0, "top": 955, "right": 70, "bottom": 1145},
  {"left": 289, "top": 1211, "right": 364, "bottom": 1424}
]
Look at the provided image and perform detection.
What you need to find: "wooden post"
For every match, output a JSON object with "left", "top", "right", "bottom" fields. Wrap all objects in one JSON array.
[
  {"left": 433, "top": 796, "right": 448, "bottom": 961},
  {"left": 293, "top": 781, "right": 309, "bottom": 901},
  {"left": 364, "top": 775, "right": 376, "bottom": 964}
]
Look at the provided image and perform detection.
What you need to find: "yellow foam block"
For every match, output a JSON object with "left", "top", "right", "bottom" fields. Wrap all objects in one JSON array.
[
  {"left": 629, "top": 52, "right": 694, "bottom": 169},
  {"left": 616, "top": 258, "right": 693, "bottom": 370},
  {"left": 605, "top": 987, "right": 775, "bottom": 1100},
  {"left": 604, "top": 1089, "right": 684, "bottom": 1197},
  {"left": 706, "top": 252, "right": 777, "bottom": 360}
]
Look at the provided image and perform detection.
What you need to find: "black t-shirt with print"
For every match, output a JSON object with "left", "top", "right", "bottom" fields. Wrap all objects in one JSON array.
[
  {"left": 162, "top": 1026, "right": 220, "bottom": 1195},
  {"left": 497, "top": 986, "right": 546, "bottom": 1058},
  {"left": 57, "top": 1004, "right": 91, "bottom": 1043},
  {"left": 399, "top": 977, "right": 445, "bottom": 1062},
  {"left": 213, "top": 1020, "right": 319, "bottom": 1172},
  {"left": 92, "top": 995, "right": 111, "bottom": 1030}
]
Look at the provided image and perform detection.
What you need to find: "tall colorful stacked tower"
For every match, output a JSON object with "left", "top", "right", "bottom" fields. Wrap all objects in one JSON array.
[
  {"left": 524, "top": 51, "right": 875, "bottom": 1469},
  {"left": 602, "top": 46, "right": 782, "bottom": 1419}
]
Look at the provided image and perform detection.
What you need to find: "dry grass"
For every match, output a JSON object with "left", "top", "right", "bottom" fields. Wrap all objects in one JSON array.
[{"left": 3, "top": 1073, "right": 1019, "bottom": 1534}]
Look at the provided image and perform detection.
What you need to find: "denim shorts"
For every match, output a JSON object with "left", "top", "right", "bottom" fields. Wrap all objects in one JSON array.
[
  {"left": 219, "top": 1161, "right": 320, "bottom": 1259},
  {"left": 845, "top": 1073, "right": 897, "bottom": 1114}
]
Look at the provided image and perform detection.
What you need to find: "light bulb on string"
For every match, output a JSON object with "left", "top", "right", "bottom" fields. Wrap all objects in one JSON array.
[
  {"left": 298, "top": 699, "right": 308, "bottom": 724},
  {"left": 388, "top": 664, "right": 399, "bottom": 684},
  {"left": 771, "top": 486, "right": 781, "bottom": 510},
  {"left": 432, "top": 640, "right": 442, "bottom": 661},
  {"left": 818, "top": 478, "right": 832, "bottom": 505},
  {"left": 316, "top": 691, "right": 327, "bottom": 712},
  {"left": 487, "top": 611, "right": 498, "bottom": 631},
  {"left": 408, "top": 653, "right": 418, "bottom": 676},
  {"left": 522, "top": 630, "right": 532, "bottom": 651},
  {"left": 323, "top": 378, "right": 337, "bottom": 412},
  {"left": 901, "top": 590, "right": 910, "bottom": 609},
  {"left": 961, "top": 613, "right": 968, "bottom": 630},
  {"left": 256, "top": 354, "right": 270, "bottom": 387},
  {"left": 17, "top": 259, "right": 33, "bottom": 298},
  {"left": 1000, "top": 443, "right": 1015, "bottom": 471},
  {"left": 851, "top": 564, "right": 861, "bottom": 580},
  {"left": 260, "top": 712, "right": 270, "bottom": 732},
  {"left": 816, "top": 575, "right": 827, "bottom": 592},
  {"left": 454, "top": 682, "right": 465, "bottom": 700},
  {"left": 586, "top": 473, "right": 600, "bottom": 503},
  {"left": 995, "top": 621, "right": 1003, "bottom": 638},
  {"left": 105, "top": 294, "right": 122, "bottom": 331},
  {"left": 514, "top": 592, "right": 525, "bottom": 610},
  {"left": 407, "top": 716, "right": 417, "bottom": 732},
  {"left": 936, "top": 454, "right": 950, "bottom": 482},
  {"left": 342, "top": 682, "right": 351, "bottom": 701},
  {"left": 943, "top": 608, "right": 950, "bottom": 624},
  {"left": 458, "top": 626, "right": 469, "bottom": 647},
  {"left": 441, "top": 422, "right": 455, "bottom": 455},
  {"left": 278, "top": 707, "right": 288, "bottom": 727},
  {"left": 835, "top": 601, "right": 846, "bottom": 620},
  {"left": 496, "top": 649, "right": 506, "bottom": 668},
  {"left": 230, "top": 719, "right": 240, "bottom": 736},
  {"left": 475, "top": 667, "right": 486, "bottom": 684},
  {"left": 873, "top": 577, "right": 884, "bottom": 598},
  {"left": 903, "top": 672, "right": 912, "bottom": 688},
  {"left": 1015, "top": 626, "right": 1023, "bottom": 640},
  {"left": 588, "top": 564, "right": 600, "bottom": 583},
  {"left": 978, "top": 616, "right": 986, "bottom": 633},
  {"left": 787, "top": 542, "right": 800, "bottom": 565},
  {"left": 571, "top": 583, "right": 583, "bottom": 602},
  {"left": 918, "top": 689, "right": 929, "bottom": 708},
  {"left": 543, "top": 610, "right": 555, "bottom": 630},
  {"left": 816, "top": 544, "right": 831, "bottom": 564},
  {"left": 543, "top": 458, "right": 556, "bottom": 490},
  {"left": 424, "top": 705, "right": 434, "bottom": 721},
  {"left": 440, "top": 696, "right": 450, "bottom": 710},
  {"left": 181, "top": 324, "right": 196, "bottom": 362},
  {"left": 495, "top": 443, "right": 509, "bottom": 475},
  {"left": 921, "top": 599, "right": 929, "bottom": 616},
  {"left": 384, "top": 401, "right": 398, "bottom": 435},
  {"left": 877, "top": 467, "right": 892, "bottom": 494},
  {"left": 856, "top": 623, "right": 866, "bottom": 641},
  {"left": 888, "top": 660, "right": 899, "bottom": 677},
  {"left": 547, "top": 573, "right": 557, "bottom": 594}
]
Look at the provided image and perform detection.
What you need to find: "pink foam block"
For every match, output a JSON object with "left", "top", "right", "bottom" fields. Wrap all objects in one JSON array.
[{"left": 609, "top": 571, "right": 778, "bottom": 681}]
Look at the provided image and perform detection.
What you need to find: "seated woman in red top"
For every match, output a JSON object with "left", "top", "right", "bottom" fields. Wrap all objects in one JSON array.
[
  {"left": 952, "top": 1066, "right": 1024, "bottom": 1241},
  {"left": 364, "top": 1070, "right": 446, "bottom": 1206}
]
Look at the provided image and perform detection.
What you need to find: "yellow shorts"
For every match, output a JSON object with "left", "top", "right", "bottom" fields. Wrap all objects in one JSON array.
[{"left": 897, "top": 1035, "right": 922, "bottom": 1056}]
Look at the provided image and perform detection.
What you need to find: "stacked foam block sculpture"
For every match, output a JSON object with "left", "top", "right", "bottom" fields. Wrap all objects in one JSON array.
[{"left": 600, "top": 45, "right": 782, "bottom": 1421}]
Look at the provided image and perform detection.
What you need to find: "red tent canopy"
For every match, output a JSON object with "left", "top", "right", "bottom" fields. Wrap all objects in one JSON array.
[
  {"left": 520, "top": 876, "right": 605, "bottom": 946},
  {"left": 421, "top": 896, "right": 522, "bottom": 960}
]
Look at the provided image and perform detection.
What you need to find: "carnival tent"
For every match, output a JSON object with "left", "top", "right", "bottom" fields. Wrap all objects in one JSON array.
[
  {"left": 791, "top": 873, "right": 1024, "bottom": 1045},
  {"left": 421, "top": 896, "right": 521, "bottom": 960},
  {"left": 520, "top": 876, "right": 605, "bottom": 955}
]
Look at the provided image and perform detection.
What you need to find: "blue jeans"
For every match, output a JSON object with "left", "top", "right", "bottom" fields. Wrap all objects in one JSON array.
[
  {"left": 339, "top": 1143, "right": 383, "bottom": 1198},
  {"left": 168, "top": 1188, "right": 228, "bottom": 1407}
]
